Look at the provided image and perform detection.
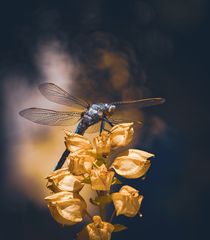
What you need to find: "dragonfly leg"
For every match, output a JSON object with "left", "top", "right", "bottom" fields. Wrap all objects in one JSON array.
[
  {"left": 103, "top": 125, "right": 111, "bottom": 133},
  {"left": 104, "top": 116, "right": 114, "bottom": 127},
  {"left": 103, "top": 128, "right": 111, "bottom": 133},
  {"left": 101, "top": 116, "right": 112, "bottom": 133},
  {"left": 100, "top": 120, "right": 105, "bottom": 135}
]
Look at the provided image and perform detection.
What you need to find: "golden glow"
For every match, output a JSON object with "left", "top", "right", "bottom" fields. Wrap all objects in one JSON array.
[
  {"left": 3, "top": 37, "right": 165, "bottom": 214},
  {"left": 98, "top": 50, "right": 130, "bottom": 90}
]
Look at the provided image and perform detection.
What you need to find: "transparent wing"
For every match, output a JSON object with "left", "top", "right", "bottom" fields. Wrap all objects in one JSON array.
[
  {"left": 39, "top": 83, "right": 90, "bottom": 111},
  {"left": 111, "top": 98, "right": 165, "bottom": 108},
  {"left": 19, "top": 108, "right": 81, "bottom": 126},
  {"left": 109, "top": 117, "right": 142, "bottom": 125}
]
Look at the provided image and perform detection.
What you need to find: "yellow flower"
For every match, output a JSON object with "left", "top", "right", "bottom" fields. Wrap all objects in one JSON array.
[
  {"left": 93, "top": 132, "right": 111, "bottom": 158},
  {"left": 64, "top": 131, "right": 92, "bottom": 152},
  {"left": 110, "top": 123, "right": 134, "bottom": 149},
  {"left": 112, "top": 185, "right": 143, "bottom": 217},
  {"left": 86, "top": 216, "right": 114, "bottom": 240},
  {"left": 111, "top": 149, "right": 153, "bottom": 178},
  {"left": 46, "top": 168, "right": 84, "bottom": 192},
  {"left": 65, "top": 122, "right": 134, "bottom": 156},
  {"left": 90, "top": 164, "right": 114, "bottom": 191},
  {"left": 68, "top": 149, "right": 95, "bottom": 175},
  {"left": 45, "top": 191, "right": 87, "bottom": 225}
]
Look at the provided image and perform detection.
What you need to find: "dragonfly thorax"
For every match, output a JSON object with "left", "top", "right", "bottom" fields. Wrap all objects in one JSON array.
[
  {"left": 107, "top": 104, "right": 116, "bottom": 114},
  {"left": 90, "top": 103, "right": 116, "bottom": 117}
]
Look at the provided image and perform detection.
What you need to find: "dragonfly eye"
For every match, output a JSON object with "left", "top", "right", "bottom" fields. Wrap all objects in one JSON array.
[{"left": 108, "top": 105, "right": 116, "bottom": 113}]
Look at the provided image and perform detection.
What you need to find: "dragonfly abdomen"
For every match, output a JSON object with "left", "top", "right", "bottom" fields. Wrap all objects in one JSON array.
[{"left": 75, "top": 123, "right": 88, "bottom": 135}]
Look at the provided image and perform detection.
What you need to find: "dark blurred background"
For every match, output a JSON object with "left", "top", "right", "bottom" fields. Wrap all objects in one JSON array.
[{"left": 0, "top": 0, "right": 210, "bottom": 239}]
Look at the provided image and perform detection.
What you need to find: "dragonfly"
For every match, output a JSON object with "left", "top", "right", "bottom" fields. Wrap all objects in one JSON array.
[{"left": 19, "top": 83, "right": 165, "bottom": 170}]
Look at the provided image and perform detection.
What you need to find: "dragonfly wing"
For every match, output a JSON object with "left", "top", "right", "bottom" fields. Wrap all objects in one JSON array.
[
  {"left": 19, "top": 108, "right": 81, "bottom": 126},
  {"left": 39, "top": 83, "right": 90, "bottom": 111},
  {"left": 109, "top": 117, "right": 142, "bottom": 125},
  {"left": 111, "top": 98, "right": 165, "bottom": 108}
]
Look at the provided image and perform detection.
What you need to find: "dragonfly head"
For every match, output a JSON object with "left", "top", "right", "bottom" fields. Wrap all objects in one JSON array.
[{"left": 107, "top": 104, "right": 116, "bottom": 115}]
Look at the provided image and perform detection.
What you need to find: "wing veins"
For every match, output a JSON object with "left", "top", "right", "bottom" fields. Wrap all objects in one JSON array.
[
  {"left": 19, "top": 108, "right": 81, "bottom": 126},
  {"left": 111, "top": 98, "right": 165, "bottom": 108},
  {"left": 39, "top": 83, "right": 89, "bottom": 110}
]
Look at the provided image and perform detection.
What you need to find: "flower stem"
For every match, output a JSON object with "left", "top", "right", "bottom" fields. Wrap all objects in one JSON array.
[
  {"left": 93, "top": 161, "right": 99, "bottom": 168},
  {"left": 97, "top": 191, "right": 107, "bottom": 221},
  {"left": 85, "top": 211, "right": 93, "bottom": 221},
  {"left": 109, "top": 210, "right": 116, "bottom": 223}
]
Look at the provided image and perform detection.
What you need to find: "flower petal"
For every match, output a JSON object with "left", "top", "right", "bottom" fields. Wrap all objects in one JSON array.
[
  {"left": 64, "top": 131, "right": 92, "bottom": 152},
  {"left": 90, "top": 164, "right": 114, "bottom": 191},
  {"left": 112, "top": 149, "right": 154, "bottom": 178},
  {"left": 93, "top": 132, "right": 111, "bottom": 158},
  {"left": 46, "top": 168, "right": 84, "bottom": 192},
  {"left": 68, "top": 149, "right": 95, "bottom": 175},
  {"left": 86, "top": 215, "right": 114, "bottom": 240},
  {"left": 45, "top": 191, "right": 87, "bottom": 225},
  {"left": 112, "top": 185, "right": 143, "bottom": 217},
  {"left": 110, "top": 123, "right": 134, "bottom": 149}
]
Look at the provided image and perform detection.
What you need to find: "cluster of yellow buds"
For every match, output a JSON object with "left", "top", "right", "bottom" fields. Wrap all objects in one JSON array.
[{"left": 45, "top": 123, "right": 154, "bottom": 240}]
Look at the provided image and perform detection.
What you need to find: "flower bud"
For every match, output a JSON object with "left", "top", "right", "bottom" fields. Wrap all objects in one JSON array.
[
  {"left": 64, "top": 131, "right": 92, "bottom": 152},
  {"left": 112, "top": 149, "right": 153, "bottom": 178},
  {"left": 93, "top": 132, "right": 111, "bottom": 158},
  {"left": 68, "top": 149, "right": 95, "bottom": 175},
  {"left": 86, "top": 215, "right": 114, "bottom": 240},
  {"left": 112, "top": 185, "right": 143, "bottom": 217},
  {"left": 45, "top": 191, "right": 87, "bottom": 225},
  {"left": 110, "top": 123, "right": 134, "bottom": 149},
  {"left": 90, "top": 164, "right": 114, "bottom": 191},
  {"left": 46, "top": 168, "right": 84, "bottom": 192}
]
